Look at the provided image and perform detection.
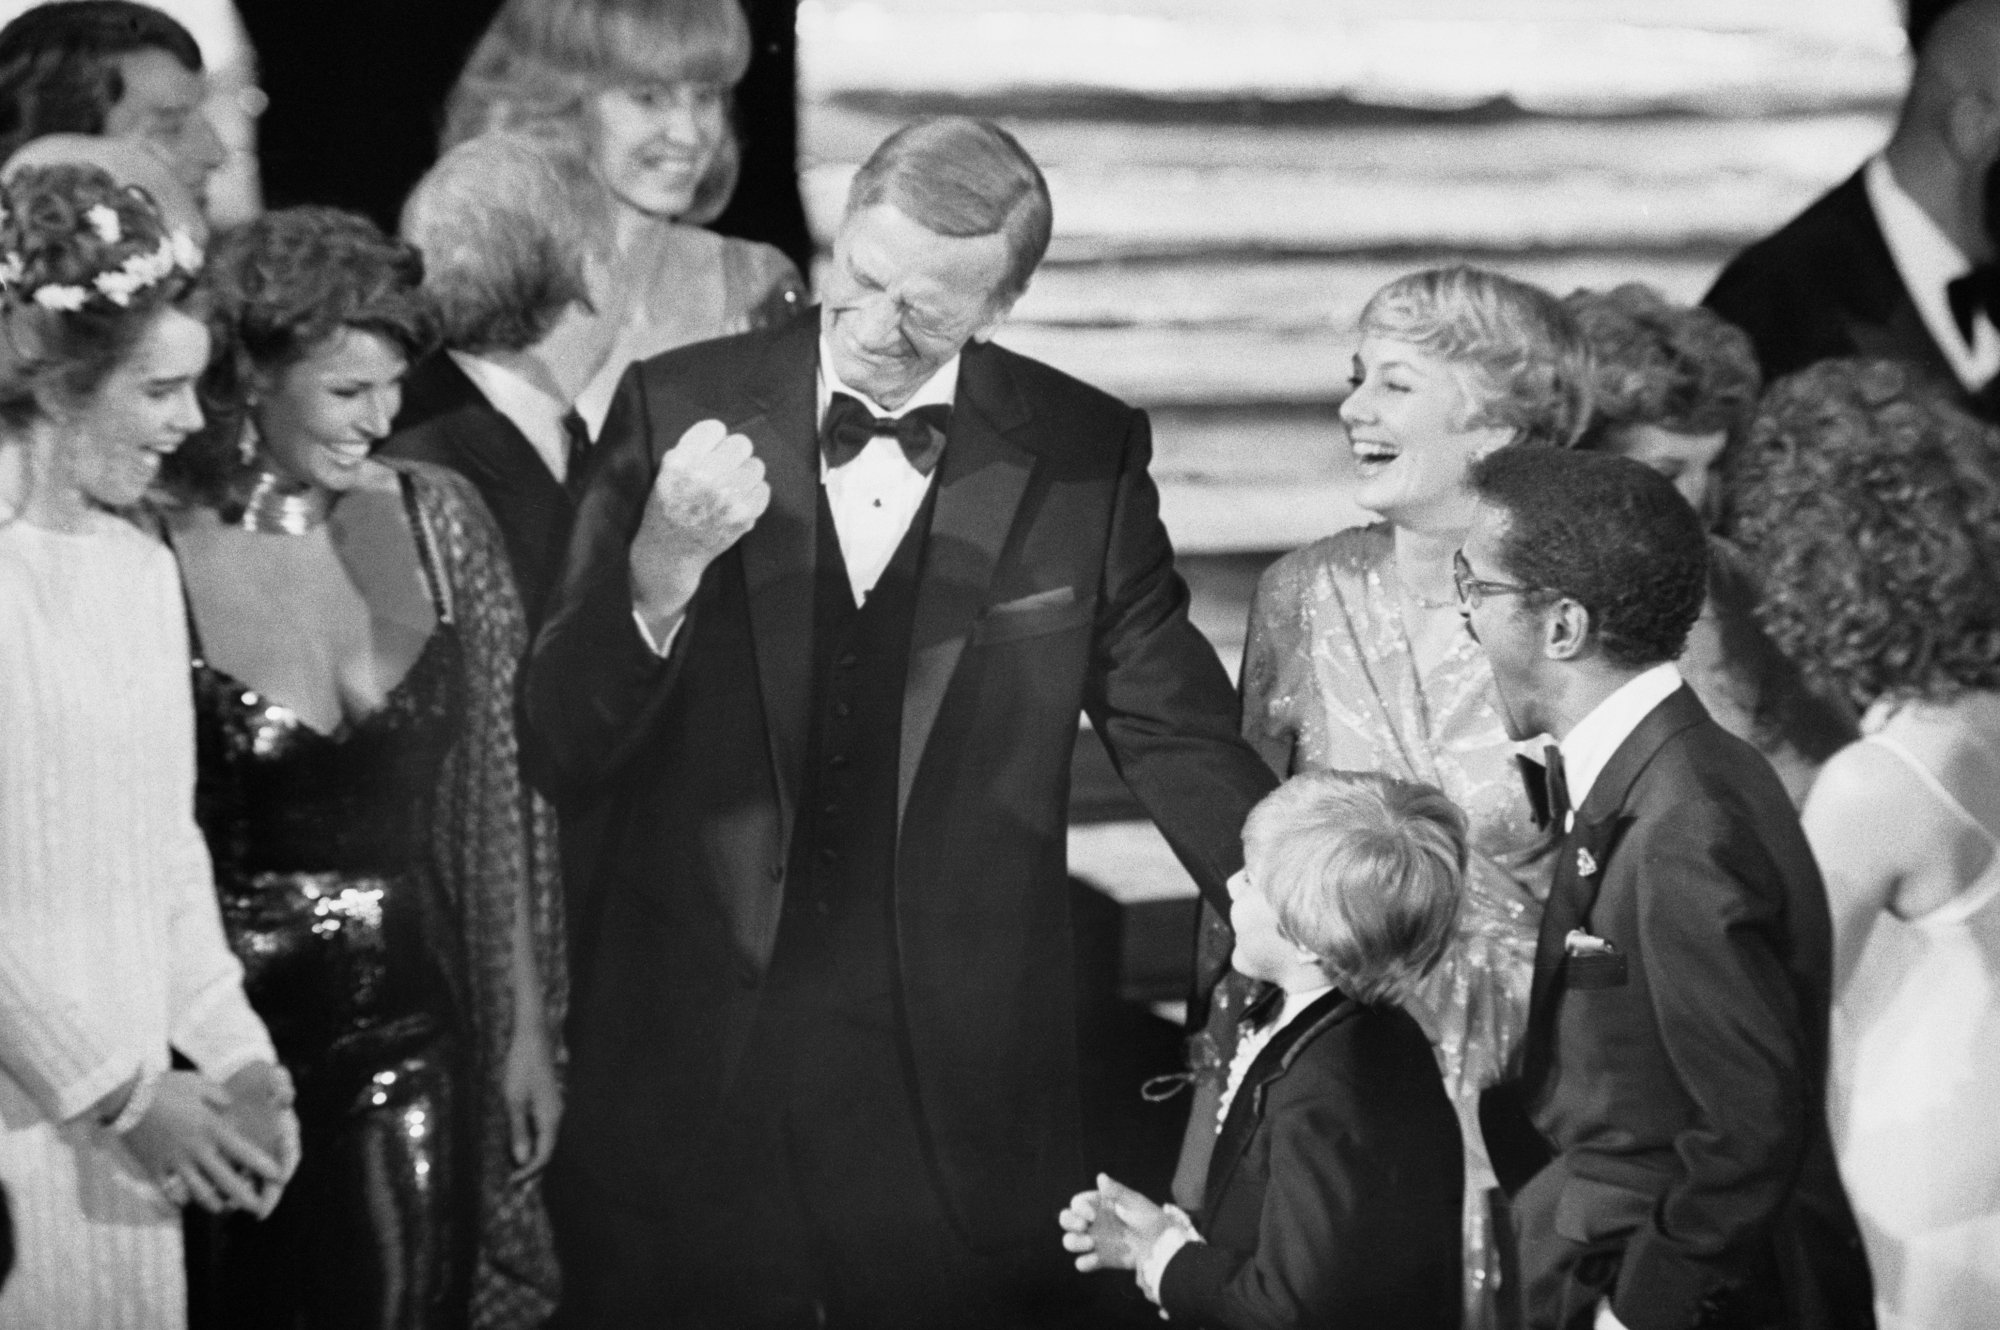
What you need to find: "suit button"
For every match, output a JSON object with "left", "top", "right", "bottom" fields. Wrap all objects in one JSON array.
[
  {"left": 835, "top": 652, "right": 859, "bottom": 670},
  {"left": 818, "top": 847, "right": 839, "bottom": 865},
  {"left": 833, "top": 701, "right": 853, "bottom": 719},
  {"left": 822, "top": 802, "right": 839, "bottom": 816},
  {"left": 828, "top": 753, "right": 849, "bottom": 769},
  {"left": 815, "top": 900, "right": 832, "bottom": 917},
  {"left": 766, "top": 863, "right": 783, "bottom": 882}
]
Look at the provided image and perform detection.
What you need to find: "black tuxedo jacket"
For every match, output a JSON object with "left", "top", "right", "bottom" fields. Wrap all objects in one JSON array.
[
  {"left": 1161, "top": 990, "right": 1461, "bottom": 1330},
  {"left": 525, "top": 309, "right": 1277, "bottom": 1247},
  {"left": 1704, "top": 168, "right": 1965, "bottom": 400},
  {"left": 1493, "top": 687, "right": 1871, "bottom": 1330},
  {"left": 382, "top": 352, "right": 576, "bottom": 633}
]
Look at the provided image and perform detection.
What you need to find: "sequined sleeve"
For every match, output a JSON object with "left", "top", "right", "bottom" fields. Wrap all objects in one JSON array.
[
  {"left": 397, "top": 460, "right": 566, "bottom": 1328},
  {"left": 1240, "top": 544, "right": 1323, "bottom": 776}
]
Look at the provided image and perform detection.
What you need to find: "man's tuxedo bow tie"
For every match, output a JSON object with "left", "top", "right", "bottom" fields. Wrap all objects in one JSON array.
[
  {"left": 820, "top": 392, "right": 950, "bottom": 475},
  {"left": 1948, "top": 266, "right": 2000, "bottom": 345},
  {"left": 1517, "top": 743, "right": 1571, "bottom": 832}
]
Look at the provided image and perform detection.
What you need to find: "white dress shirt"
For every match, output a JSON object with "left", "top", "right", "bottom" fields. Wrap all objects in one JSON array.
[
  {"left": 1557, "top": 662, "right": 1683, "bottom": 831},
  {"left": 1864, "top": 154, "right": 2000, "bottom": 391},
  {"left": 632, "top": 346, "right": 960, "bottom": 655},
  {"left": 817, "top": 341, "right": 958, "bottom": 605},
  {"left": 449, "top": 350, "right": 574, "bottom": 484}
]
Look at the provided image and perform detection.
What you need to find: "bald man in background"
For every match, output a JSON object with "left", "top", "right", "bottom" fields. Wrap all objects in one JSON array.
[{"left": 1705, "top": 0, "right": 2000, "bottom": 412}]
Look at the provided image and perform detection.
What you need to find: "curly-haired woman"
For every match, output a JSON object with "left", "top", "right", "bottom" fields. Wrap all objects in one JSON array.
[
  {"left": 441, "top": 0, "right": 804, "bottom": 431},
  {"left": 1233, "top": 266, "right": 1587, "bottom": 1329},
  {"left": 1736, "top": 358, "right": 2000, "bottom": 1330},
  {"left": 1565, "top": 283, "right": 1854, "bottom": 802},
  {"left": 0, "top": 165, "right": 293, "bottom": 1328},
  {"left": 161, "top": 209, "right": 565, "bottom": 1329}
]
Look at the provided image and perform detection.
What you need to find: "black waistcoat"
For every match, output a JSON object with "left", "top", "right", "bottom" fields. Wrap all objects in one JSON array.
[{"left": 763, "top": 481, "right": 938, "bottom": 1025}]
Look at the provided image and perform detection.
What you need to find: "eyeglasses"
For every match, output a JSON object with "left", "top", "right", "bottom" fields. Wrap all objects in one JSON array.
[{"left": 1452, "top": 549, "right": 1539, "bottom": 609}]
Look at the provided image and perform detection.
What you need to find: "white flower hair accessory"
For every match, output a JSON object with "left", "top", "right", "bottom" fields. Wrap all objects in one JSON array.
[
  {"left": 86, "top": 204, "right": 121, "bottom": 245},
  {"left": 0, "top": 223, "right": 201, "bottom": 313}
]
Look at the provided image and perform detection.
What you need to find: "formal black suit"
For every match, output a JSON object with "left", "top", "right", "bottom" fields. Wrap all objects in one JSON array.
[
  {"left": 1160, "top": 989, "right": 1462, "bottom": 1330},
  {"left": 526, "top": 308, "right": 1277, "bottom": 1323},
  {"left": 382, "top": 352, "right": 578, "bottom": 634},
  {"left": 1704, "top": 168, "right": 1965, "bottom": 398},
  {"left": 1487, "top": 686, "right": 1871, "bottom": 1330}
]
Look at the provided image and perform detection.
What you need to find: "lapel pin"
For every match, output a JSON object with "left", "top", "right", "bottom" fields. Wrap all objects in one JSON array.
[{"left": 1576, "top": 847, "right": 1598, "bottom": 877}]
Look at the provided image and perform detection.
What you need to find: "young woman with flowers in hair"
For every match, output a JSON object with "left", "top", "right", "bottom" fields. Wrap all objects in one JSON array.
[
  {"left": 0, "top": 164, "right": 294, "bottom": 1329},
  {"left": 161, "top": 207, "right": 564, "bottom": 1330}
]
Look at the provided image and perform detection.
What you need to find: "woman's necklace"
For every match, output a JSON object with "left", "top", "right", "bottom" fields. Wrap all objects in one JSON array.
[{"left": 238, "top": 470, "right": 331, "bottom": 535}]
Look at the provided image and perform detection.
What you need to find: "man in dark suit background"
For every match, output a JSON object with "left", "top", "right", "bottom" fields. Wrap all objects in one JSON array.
[
  {"left": 1459, "top": 449, "right": 1871, "bottom": 1330},
  {"left": 384, "top": 130, "right": 624, "bottom": 634},
  {"left": 1704, "top": 0, "right": 2000, "bottom": 411},
  {"left": 526, "top": 117, "right": 1278, "bottom": 1327}
]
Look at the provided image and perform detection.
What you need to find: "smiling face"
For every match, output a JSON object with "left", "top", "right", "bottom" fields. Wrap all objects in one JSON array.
[
  {"left": 821, "top": 204, "right": 1015, "bottom": 410},
  {"left": 102, "top": 49, "right": 225, "bottom": 210},
  {"left": 252, "top": 328, "right": 408, "bottom": 492},
  {"left": 587, "top": 80, "right": 727, "bottom": 220},
  {"left": 59, "top": 306, "right": 208, "bottom": 511},
  {"left": 1339, "top": 335, "right": 1515, "bottom": 533}
]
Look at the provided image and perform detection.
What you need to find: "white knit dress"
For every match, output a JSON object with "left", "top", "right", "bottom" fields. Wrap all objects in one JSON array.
[{"left": 0, "top": 511, "right": 276, "bottom": 1329}]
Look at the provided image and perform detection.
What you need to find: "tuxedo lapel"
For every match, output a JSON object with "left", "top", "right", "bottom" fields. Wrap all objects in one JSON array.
[
  {"left": 1202, "top": 991, "right": 1352, "bottom": 1208},
  {"left": 897, "top": 341, "right": 1034, "bottom": 824},
  {"left": 734, "top": 317, "right": 822, "bottom": 857},
  {"left": 1521, "top": 686, "right": 1709, "bottom": 1093}
]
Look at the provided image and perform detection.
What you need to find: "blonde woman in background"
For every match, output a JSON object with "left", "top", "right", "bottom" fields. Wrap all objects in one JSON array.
[{"left": 443, "top": 0, "right": 805, "bottom": 432}]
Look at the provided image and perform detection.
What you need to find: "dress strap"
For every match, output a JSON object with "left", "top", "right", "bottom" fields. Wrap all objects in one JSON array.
[
  {"left": 1861, "top": 731, "right": 2000, "bottom": 924},
  {"left": 397, "top": 470, "right": 454, "bottom": 625}
]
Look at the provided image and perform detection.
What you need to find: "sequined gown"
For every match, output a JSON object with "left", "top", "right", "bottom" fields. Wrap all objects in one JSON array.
[
  {"left": 180, "top": 464, "right": 565, "bottom": 1329},
  {"left": 1240, "top": 526, "right": 1556, "bottom": 1330}
]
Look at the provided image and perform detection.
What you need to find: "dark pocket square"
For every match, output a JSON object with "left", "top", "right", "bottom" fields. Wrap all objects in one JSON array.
[{"left": 1564, "top": 951, "right": 1629, "bottom": 989}]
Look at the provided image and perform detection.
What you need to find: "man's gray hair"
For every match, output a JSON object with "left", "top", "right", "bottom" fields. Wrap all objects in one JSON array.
[
  {"left": 401, "top": 130, "right": 614, "bottom": 355},
  {"left": 846, "top": 117, "right": 1052, "bottom": 302}
]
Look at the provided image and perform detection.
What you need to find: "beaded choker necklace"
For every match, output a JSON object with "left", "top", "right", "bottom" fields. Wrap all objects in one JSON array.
[{"left": 237, "top": 470, "right": 331, "bottom": 534}]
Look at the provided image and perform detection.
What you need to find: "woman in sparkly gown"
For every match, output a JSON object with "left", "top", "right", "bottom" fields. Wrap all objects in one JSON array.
[
  {"left": 1239, "top": 267, "right": 1589, "bottom": 1329},
  {"left": 163, "top": 209, "right": 566, "bottom": 1329},
  {"left": 0, "top": 166, "right": 292, "bottom": 1329},
  {"left": 442, "top": 0, "right": 806, "bottom": 432}
]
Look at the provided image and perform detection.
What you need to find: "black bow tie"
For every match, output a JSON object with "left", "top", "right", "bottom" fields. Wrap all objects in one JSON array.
[
  {"left": 1948, "top": 266, "right": 2000, "bottom": 345},
  {"left": 1517, "top": 743, "right": 1571, "bottom": 832},
  {"left": 820, "top": 392, "right": 950, "bottom": 475},
  {"left": 1240, "top": 982, "right": 1285, "bottom": 1033}
]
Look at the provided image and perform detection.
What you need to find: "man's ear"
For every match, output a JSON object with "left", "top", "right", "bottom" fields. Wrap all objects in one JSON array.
[
  {"left": 1543, "top": 597, "right": 1592, "bottom": 662},
  {"left": 1946, "top": 88, "right": 2000, "bottom": 165},
  {"left": 968, "top": 286, "right": 1022, "bottom": 344}
]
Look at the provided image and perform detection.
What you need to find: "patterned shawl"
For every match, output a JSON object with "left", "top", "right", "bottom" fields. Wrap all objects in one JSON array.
[{"left": 396, "top": 458, "right": 567, "bottom": 1328}]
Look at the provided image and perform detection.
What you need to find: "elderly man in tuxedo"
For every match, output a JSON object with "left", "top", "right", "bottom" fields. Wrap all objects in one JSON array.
[
  {"left": 527, "top": 117, "right": 1277, "bottom": 1328},
  {"left": 1705, "top": 0, "right": 2000, "bottom": 412},
  {"left": 1461, "top": 448, "right": 1871, "bottom": 1330}
]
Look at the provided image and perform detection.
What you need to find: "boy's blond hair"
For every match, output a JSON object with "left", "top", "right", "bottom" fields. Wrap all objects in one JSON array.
[{"left": 1242, "top": 770, "right": 1467, "bottom": 1005}]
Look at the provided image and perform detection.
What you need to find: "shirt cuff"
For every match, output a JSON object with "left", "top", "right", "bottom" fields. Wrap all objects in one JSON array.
[
  {"left": 632, "top": 607, "right": 684, "bottom": 658},
  {"left": 1137, "top": 1205, "right": 1203, "bottom": 1305}
]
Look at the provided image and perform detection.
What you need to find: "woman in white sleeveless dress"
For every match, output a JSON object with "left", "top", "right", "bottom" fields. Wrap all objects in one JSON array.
[{"left": 1737, "top": 359, "right": 2000, "bottom": 1329}]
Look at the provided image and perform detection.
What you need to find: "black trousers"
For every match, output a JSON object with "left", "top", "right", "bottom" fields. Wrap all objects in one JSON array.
[{"left": 551, "top": 999, "right": 1085, "bottom": 1330}]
